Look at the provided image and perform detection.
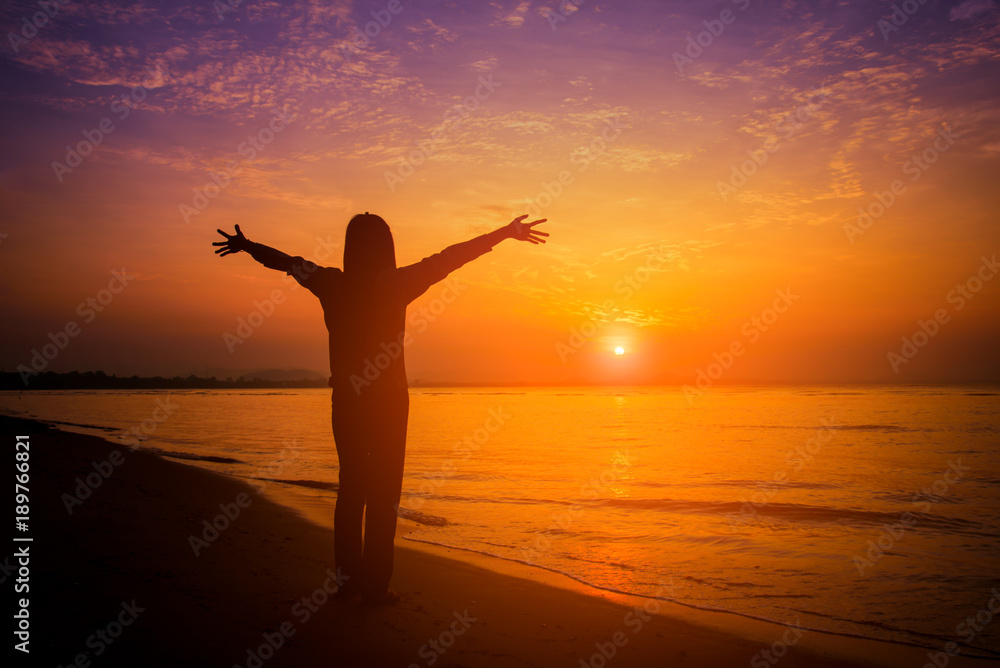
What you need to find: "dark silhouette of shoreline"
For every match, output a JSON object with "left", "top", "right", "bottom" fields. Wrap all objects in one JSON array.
[{"left": 0, "top": 370, "right": 328, "bottom": 391}]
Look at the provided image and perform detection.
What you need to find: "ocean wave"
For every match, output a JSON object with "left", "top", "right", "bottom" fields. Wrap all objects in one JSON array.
[
  {"left": 397, "top": 507, "right": 449, "bottom": 526},
  {"left": 703, "top": 479, "right": 842, "bottom": 490},
  {"left": 782, "top": 606, "right": 1000, "bottom": 658},
  {"left": 556, "top": 552, "right": 638, "bottom": 571},
  {"left": 410, "top": 471, "right": 510, "bottom": 483},
  {"left": 826, "top": 424, "right": 913, "bottom": 431},
  {"left": 721, "top": 423, "right": 914, "bottom": 432},
  {"left": 40, "top": 418, "right": 119, "bottom": 432},
  {"left": 249, "top": 477, "right": 338, "bottom": 491},
  {"left": 420, "top": 492, "right": 992, "bottom": 537},
  {"left": 801, "top": 392, "right": 866, "bottom": 395},
  {"left": 399, "top": 534, "right": 1000, "bottom": 658},
  {"left": 590, "top": 497, "right": 994, "bottom": 535},
  {"left": 417, "top": 391, "right": 526, "bottom": 396},
  {"left": 150, "top": 449, "right": 243, "bottom": 464}
]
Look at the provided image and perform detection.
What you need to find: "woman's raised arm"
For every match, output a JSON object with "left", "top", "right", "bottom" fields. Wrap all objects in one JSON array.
[{"left": 213, "top": 224, "right": 298, "bottom": 273}]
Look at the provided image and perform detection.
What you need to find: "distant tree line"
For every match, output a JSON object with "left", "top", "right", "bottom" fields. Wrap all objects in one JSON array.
[{"left": 0, "top": 370, "right": 328, "bottom": 391}]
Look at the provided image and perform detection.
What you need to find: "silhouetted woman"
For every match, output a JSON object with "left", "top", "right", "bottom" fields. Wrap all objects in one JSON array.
[{"left": 214, "top": 214, "right": 547, "bottom": 604}]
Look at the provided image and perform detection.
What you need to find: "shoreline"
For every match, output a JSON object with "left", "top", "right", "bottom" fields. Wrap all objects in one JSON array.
[
  {"left": 266, "top": 477, "right": 1000, "bottom": 662},
  {"left": 7, "top": 413, "right": 997, "bottom": 667}
]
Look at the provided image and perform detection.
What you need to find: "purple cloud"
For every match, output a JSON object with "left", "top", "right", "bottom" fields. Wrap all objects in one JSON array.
[{"left": 949, "top": 0, "right": 997, "bottom": 21}]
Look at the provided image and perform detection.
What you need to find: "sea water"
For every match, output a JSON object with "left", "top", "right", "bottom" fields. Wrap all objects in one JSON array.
[{"left": 2, "top": 385, "right": 998, "bottom": 656}]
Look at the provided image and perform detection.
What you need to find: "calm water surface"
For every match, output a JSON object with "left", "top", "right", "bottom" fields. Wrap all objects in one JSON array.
[{"left": 3, "top": 385, "right": 998, "bottom": 655}]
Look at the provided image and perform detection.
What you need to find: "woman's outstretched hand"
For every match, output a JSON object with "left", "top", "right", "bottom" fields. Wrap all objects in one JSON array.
[
  {"left": 507, "top": 215, "right": 549, "bottom": 244},
  {"left": 213, "top": 225, "right": 251, "bottom": 256}
]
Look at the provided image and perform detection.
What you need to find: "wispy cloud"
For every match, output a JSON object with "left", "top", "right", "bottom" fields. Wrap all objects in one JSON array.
[
  {"left": 949, "top": 0, "right": 997, "bottom": 21},
  {"left": 494, "top": 1, "right": 531, "bottom": 28}
]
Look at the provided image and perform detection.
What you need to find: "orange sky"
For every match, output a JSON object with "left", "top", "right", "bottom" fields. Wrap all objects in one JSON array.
[{"left": 2, "top": 0, "right": 999, "bottom": 384}]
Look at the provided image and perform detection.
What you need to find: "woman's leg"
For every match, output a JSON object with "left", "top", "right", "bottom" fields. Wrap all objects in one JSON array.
[
  {"left": 361, "top": 391, "right": 409, "bottom": 599},
  {"left": 331, "top": 398, "right": 367, "bottom": 594}
]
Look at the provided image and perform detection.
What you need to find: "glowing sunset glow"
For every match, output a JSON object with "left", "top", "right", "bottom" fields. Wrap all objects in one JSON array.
[
  {"left": 3, "top": 4, "right": 1000, "bottom": 663},
  {"left": 1, "top": 1, "right": 998, "bottom": 385}
]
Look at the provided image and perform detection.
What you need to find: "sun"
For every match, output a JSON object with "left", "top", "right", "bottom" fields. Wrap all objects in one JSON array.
[{"left": 614, "top": 346, "right": 625, "bottom": 356}]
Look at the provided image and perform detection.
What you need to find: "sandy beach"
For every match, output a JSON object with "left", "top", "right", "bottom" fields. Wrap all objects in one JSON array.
[{"left": 9, "top": 413, "right": 995, "bottom": 668}]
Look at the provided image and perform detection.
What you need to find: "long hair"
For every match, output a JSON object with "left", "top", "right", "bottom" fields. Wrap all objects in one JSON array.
[{"left": 343, "top": 213, "right": 395, "bottom": 279}]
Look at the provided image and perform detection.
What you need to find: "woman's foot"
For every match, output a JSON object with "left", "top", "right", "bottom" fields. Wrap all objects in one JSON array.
[{"left": 333, "top": 584, "right": 363, "bottom": 603}]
